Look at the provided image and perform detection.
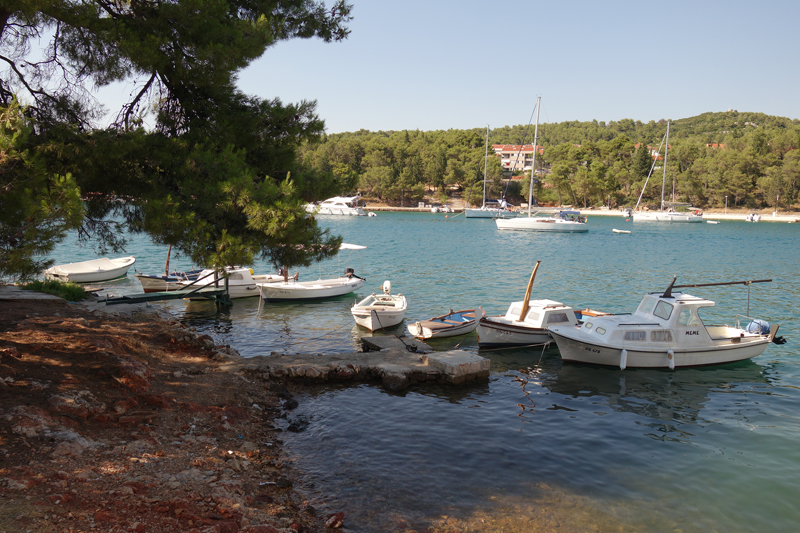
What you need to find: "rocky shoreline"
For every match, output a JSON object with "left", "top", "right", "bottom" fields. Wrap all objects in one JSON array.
[{"left": 0, "top": 293, "right": 339, "bottom": 533}]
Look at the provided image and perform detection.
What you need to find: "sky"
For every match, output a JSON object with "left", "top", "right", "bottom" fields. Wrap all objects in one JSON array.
[
  {"left": 233, "top": 0, "right": 800, "bottom": 134},
  {"left": 97, "top": 0, "right": 800, "bottom": 134}
]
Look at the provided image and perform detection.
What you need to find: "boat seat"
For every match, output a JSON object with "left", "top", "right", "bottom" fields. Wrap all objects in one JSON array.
[{"left": 416, "top": 320, "right": 450, "bottom": 329}]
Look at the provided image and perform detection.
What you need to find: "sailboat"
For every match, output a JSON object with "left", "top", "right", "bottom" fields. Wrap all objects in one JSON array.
[
  {"left": 632, "top": 121, "right": 703, "bottom": 223},
  {"left": 495, "top": 97, "right": 589, "bottom": 233},
  {"left": 464, "top": 125, "right": 517, "bottom": 219}
]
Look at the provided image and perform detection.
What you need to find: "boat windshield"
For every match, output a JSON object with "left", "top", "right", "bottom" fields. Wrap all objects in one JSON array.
[{"left": 653, "top": 300, "right": 674, "bottom": 320}]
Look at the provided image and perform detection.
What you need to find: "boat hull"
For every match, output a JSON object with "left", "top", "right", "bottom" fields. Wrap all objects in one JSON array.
[
  {"left": 306, "top": 205, "right": 366, "bottom": 216},
  {"left": 632, "top": 212, "right": 703, "bottom": 223},
  {"left": 549, "top": 328, "right": 771, "bottom": 368},
  {"left": 259, "top": 277, "right": 365, "bottom": 301},
  {"left": 476, "top": 317, "right": 552, "bottom": 347},
  {"left": 465, "top": 208, "right": 517, "bottom": 219},
  {"left": 136, "top": 270, "right": 204, "bottom": 293},
  {"left": 495, "top": 218, "right": 588, "bottom": 232},
  {"left": 407, "top": 310, "right": 477, "bottom": 340},
  {"left": 351, "top": 293, "right": 407, "bottom": 331},
  {"left": 43, "top": 256, "right": 136, "bottom": 283}
]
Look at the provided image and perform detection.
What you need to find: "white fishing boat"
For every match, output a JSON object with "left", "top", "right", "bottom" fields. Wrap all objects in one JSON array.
[
  {"left": 549, "top": 277, "right": 784, "bottom": 369},
  {"left": 745, "top": 212, "right": 761, "bottom": 222},
  {"left": 407, "top": 309, "right": 477, "bottom": 340},
  {"left": 351, "top": 281, "right": 407, "bottom": 331},
  {"left": 612, "top": 228, "right": 631, "bottom": 234},
  {"left": 476, "top": 261, "right": 580, "bottom": 347},
  {"left": 43, "top": 256, "right": 136, "bottom": 283},
  {"left": 496, "top": 209, "right": 589, "bottom": 232},
  {"left": 178, "top": 267, "right": 284, "bottom": 299},
  {"left": 257, "top": 243, "right": 367, "bottom": 301},
  {"left": 304, "top": 195, "right": 366, "bottom": 216},
  {"left": 465, "top": 125, "right": 517, "bottom": 219},
  {"left": 632, "top": 122, "right": 703, "bottom": 223}
]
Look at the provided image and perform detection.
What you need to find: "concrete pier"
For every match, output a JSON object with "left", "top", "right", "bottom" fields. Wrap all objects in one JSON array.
[{"left": 221, "top": 335, "right": 491, "bottom": 391}]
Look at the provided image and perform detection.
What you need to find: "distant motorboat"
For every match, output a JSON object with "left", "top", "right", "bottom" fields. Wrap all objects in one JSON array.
[
  {"left": 612, "top": 228, "right": 631, "bottom": 234},
  {"left": 305, "top": 195, "right": 366, "bottom": 216},
  {"left": 351, "top": 281, "right": 407, "bottom": 331},
  {"left": 43, "top": 256, "right": 136, "bottom": 283},
  {"left": 745, "top": 212, "right": 761, "bottom": 222},
  {"left": 707, "top": 220, "right": 721, "bottom": 224},
  {"left": 407, "top": 309, "right": 477, "bottom": 340}
]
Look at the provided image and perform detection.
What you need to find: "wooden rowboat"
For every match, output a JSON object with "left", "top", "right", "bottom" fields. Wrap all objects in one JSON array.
[{"left": 407, "top": 309, "right": 477, "bottom": 340}]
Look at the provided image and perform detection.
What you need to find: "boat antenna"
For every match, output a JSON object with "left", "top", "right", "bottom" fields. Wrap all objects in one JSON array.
[
  {"left": 518, "top": 260, "right": 541, "bottom": 321},
  {"left": 527, "top": 97, "right": 541, "bottom": 218}
]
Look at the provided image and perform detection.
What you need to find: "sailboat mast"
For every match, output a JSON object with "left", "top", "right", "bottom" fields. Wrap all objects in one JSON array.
[
  {"left": 660, "top": 121, "right": 670, "bottom": 213},
  {"left": 482, "top": 125, "right": 489, "bottom": 209},
  {"left": 527, "top": 97, "right": 541, "bottom": 217}
]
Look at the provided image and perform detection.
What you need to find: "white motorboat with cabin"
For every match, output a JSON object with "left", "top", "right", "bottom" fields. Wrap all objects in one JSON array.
[
  {"left": 632, "top": 121, "right": 703, "bottom": 223},
  {"left": 476, "top": 261, "right": 580, "bottom": 347},
  {"left": 549, "top": 277, "right": 784, "bottom": 369},
  {"left": 43, "top": 256, "right": 136, "bottom": 283},
  {"left": 351, "top": 281, "right": 407, "bottom": 331},
  {"left": 257, "top": 243, "right": 367, "bottom": 301},
  {"left": 177, "top": 267, "right": 284, "bottom": 299},
  {"left": 304, "top": 195, "right": 366, "bottom": 216},
  {"left": 465, "top": 126, "right": 517, "bottom": 219},
  {"left": 407, "top": 309, "right": 477, "bottom": 340}
]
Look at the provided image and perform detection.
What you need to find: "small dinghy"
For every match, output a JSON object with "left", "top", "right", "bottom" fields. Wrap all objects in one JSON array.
[
  {"left": 407, "top": 309, "right": 477, "bottom": 340},
  {"left": 612, "top": 228, "right": 631, "bottom": 234},
  {"left": 707, "top": 220, "right": 720, "bottom": 224},
  {"left": 351, "top": 281, "right": 407, "bottom": 331},
  {"left": 43, "top": 256, "right": 136, "bottom": 283}
]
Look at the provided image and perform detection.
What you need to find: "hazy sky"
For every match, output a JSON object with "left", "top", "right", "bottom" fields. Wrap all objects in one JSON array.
[{"left": 233, "top": 0, "right": 800, "bottom": 133}]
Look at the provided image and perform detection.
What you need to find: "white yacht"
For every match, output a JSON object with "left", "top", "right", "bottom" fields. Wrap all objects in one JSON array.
[
  {"left": 496, "top": 210, "right": 588, "bottom": 232},
  {"left": 305, "top": 195, "right": 366, "bottom": 216},
  {"left": 549, "top": 278, "right": 782, "bottom": 369}
]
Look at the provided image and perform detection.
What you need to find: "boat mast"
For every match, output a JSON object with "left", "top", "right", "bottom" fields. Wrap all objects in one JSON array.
[
  {"left": 482, "top": 125, "right": 489, "bottom": 209},
  {"left": 660, "top": 121, "right": 670, "bottom": 213},
  {"left": 527, "top": 96, "right": 541, "bottom": 217}
]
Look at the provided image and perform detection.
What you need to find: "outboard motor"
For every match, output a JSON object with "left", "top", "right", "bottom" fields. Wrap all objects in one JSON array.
[
  {"left": 746, "top": 319, "right": 770, "bottom": 335},
  {"left": 382, "top": 280, "right": 392, "bottom": 295},
  {"left": 345, "top": 267, "right": 354, "bottom": 278}
]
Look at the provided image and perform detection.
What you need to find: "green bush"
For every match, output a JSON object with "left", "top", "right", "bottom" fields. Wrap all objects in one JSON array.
[{"left": 20, "top": 280, "right": 88, "bottom": 301}]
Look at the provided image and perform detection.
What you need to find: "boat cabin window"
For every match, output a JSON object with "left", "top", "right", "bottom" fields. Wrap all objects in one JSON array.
[
  {"left": 651, "top": 330, "right": 673, "bottom": 342},
  {"left": 653, "top": 301, "right": 673, "bottom": 320},
  {"left": 509, "top": 306, "right": 522, "bottom": 317},
  {"left": 546, "top": 312, "right": 569, "bottom": 324},
  {"left": 527, "top": 311, "right": 541, "bottom": 322},
  {"left": 623, "top": 331, "right": 647, "bottom": 341},
  {"left": 677, "top": 308, "right": 702, "bottom": 327},
  {"left": 637, "top": 297, "right": 656, "bottom": 315},
  {"left": 584, "top": 322, "right": 593, "bottom": 329},
  {"left": 595, "top": 327, "right": 606, "bottom": 335},
  {"left": 229, "top": 273, "right": 244, "bottom": 281}
]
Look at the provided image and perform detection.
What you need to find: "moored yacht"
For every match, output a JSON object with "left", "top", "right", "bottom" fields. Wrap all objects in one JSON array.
[{"left": 305, "top": 195, "right": 366, "bottom": 216}]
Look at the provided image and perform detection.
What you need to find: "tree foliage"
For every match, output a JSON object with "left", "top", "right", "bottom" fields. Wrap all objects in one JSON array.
[
  {"left": 0, "top": 0, "right": 354, "bottom": 279},
  {"left": 300, "top": 111, "right": 800, "bottom": 210}
]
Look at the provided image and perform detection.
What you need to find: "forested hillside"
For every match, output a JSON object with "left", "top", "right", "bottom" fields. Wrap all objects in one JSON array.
[{"left": 298, "top": 110, "right": 800, "bottom": 210}]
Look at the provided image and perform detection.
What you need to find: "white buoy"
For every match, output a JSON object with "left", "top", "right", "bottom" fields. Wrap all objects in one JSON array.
[
  {"left": 667, "top": 349, "right": 675, "bottom": 370},
  {"left": 620, "top": 349, "right": 628, "bottom": 370}
]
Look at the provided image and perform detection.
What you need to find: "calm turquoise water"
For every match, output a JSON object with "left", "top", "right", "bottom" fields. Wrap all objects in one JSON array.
[{"left": 51, "top": 213, "right": 800, "bottom": 531}]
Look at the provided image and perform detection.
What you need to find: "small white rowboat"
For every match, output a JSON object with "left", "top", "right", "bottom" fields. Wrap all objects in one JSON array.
[
  {"left": 43, "top": 256, "right": 136, "bottom": 283},
  {"left": 407, "top": 309, "right": 477, "bottom": 340}
]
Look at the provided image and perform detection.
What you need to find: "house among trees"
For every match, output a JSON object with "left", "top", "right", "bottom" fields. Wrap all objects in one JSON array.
[{"left": 492, "top": 144, "right": 544, "bottom": 173}]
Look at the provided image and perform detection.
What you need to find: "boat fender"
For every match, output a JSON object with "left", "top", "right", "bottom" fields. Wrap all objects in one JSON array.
[
  {"left": 619, "top": 349, "right": 628, "bottom": 370},
  {"left": 249, "top": 268, "right": 254, "bottom": 275},
  {"left": 667, "top": 349, "right": 675, "bottom": 370}
]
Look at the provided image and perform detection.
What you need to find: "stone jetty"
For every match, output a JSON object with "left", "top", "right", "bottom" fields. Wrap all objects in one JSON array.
[{"left": 220, "top": 335, "right": 491, "bottom": 391}]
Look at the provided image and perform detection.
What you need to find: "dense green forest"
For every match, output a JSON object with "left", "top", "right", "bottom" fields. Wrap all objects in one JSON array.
[{"left": 298, "top": 111, "right": 800, "bottom": 210}]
